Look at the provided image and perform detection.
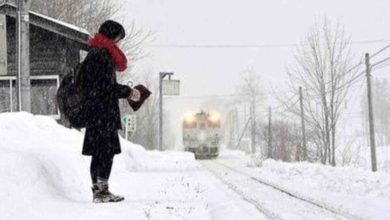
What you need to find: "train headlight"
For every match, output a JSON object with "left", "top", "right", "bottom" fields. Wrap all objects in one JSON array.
[
  {"left": 209, "top": 111, "right": 220, "bottom": 123},
  {"left": 184, "top": 112, "right": 196, "bottom": 123}
]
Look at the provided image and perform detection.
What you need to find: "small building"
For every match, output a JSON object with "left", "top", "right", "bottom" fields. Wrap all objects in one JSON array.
[{"left": 0, "top": 0, "right": 90, "bottom": 121}]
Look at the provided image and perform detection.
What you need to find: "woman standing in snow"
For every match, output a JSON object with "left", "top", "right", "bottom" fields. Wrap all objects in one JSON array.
[{"left": 79, "top": 20, "right": 140, "bottom": 203}]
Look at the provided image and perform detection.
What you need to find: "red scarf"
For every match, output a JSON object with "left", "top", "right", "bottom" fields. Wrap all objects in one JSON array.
[{"left": 88, "top": 33, "right": 128, "bottom": 72}]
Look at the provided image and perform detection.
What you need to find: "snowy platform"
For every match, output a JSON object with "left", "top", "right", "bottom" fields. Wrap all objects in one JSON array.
[{"left": 0, "top": 112, "right": 265, "bottom": 220}]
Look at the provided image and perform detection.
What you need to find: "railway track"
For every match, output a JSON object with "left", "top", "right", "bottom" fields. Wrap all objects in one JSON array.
[{"left": 201, "top": 160, "right": 367, "bottom": 220}]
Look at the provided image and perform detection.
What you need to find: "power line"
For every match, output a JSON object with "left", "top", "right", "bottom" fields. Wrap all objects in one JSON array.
[
  {"left": 146, "top": 43, "right": 298, "bottom": 48},
  {"left": 300, "top": 53, "right": 390, "bottom": 98},
  {"left": 370, "top": 42, "right": 390, "bottom": 58},
  {"left": 332, "top": 69, "right": 366, "bottom": 92},
  {"left": 267, "top": 94, "right": 300, "bottom": 114},
  {"left": 164, "top": 42, "right": 390, "bottom": 116},
  {"left": 145, "top": 39, "right": 390, "bottom": 49},
  {"left": 164, "top": 94, "right": 262, "bottom": 100},
  {"left": 300, "top": 53, "right": 390, "bottom": 99},
  {"left": 163, "top": 41, "right": 390, "bottom": 102},
  {"left": 305, "top": 69, "right": 366, "bottom": 99},
  {"left": 371, "top": 56, "right": 390, "bottom": 69},
  {"left": 333, "top": 53, "right": 390, "bottom": 91},
  {"left": 164, "top": 88, "right": 296, "bottom": 100}
]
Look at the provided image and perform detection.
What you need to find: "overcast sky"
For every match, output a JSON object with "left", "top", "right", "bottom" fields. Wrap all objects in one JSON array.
[
  {"left": 120, "top": 0, "right": 390, "bottom": 96},
  {"left": 118, "top": 0, "right": 390, "bottom": 147}
]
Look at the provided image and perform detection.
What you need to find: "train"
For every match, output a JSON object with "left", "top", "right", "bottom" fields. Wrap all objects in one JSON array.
[{"left": 182, "top": 110, "right": 222, "bottom": 159}]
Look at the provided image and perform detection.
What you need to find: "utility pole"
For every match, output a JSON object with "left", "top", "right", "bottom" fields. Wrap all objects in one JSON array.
[
  {"left": 16, "top": 0, "right": 31, "bottom": 112},
  {"left": 227, "top": 110, "right": 236, "bottom": 148},
  {"left": 365, "top": 53, "right": 377, "bottom": 172},
  {"left": 159, "top": 72, "right": 174, "bottom": 151},
  {"left": 268, "top": 106, "right": 272, "bottom": 159},
  {"left": 250, "top": 96, "right": 256, "bottom": 154},
  {"left": 234, "top": 107, "right": 240, "bottom": 147},
  {"left": 235, "top": 117, "right": 251, "bottom": 150},
  {"left": 299, "top": 86, "right": 307, "bottom": 161}
]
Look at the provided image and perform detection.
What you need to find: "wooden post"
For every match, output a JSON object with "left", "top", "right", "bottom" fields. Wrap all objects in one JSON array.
[
  {"left": 299, "top": 86, "right": 307, "bottom": 161},
  {"left": 268, "top": 106, "right": 272, "bottom": 158},
  {"left": 0, "top": 14, "right": 7, "bottom": 76},
  {"left": 159, "top": 72, "right": 163, "bottom": 151},
  {"left": 159, "top": 72, "right": 174, "bottom": 151},
  {"left": 16, "top": 0, "right": 31, "bottom": 112},
  {"left": 365, "top": 53, "right": 378, "bottom": 172},
  {"left": 250, "top": 96, "right": 256, "bottom": 154}
]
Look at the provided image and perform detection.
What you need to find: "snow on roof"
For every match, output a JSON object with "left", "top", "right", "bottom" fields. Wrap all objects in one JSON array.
[
  {"left": 29, "top": 11, "right": 90, "bottom": 36},
  {"left": 0, "top": 1, "right": 90, "bottom": 36}
]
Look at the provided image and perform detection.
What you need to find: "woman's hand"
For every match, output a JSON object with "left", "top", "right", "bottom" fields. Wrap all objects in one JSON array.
[{"left": 128, "top": 88, "right": 141, "bottom": 102}]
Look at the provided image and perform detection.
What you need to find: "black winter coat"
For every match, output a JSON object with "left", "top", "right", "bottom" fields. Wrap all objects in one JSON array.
[{"left": 79, "top": 47, "right": 132, "bottom": 156}]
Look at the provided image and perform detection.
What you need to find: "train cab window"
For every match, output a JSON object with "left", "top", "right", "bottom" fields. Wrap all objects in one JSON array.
[
  {"left": 208, "top": 121, "right": 221, "bottom": 128},
  {"left": 184, "top": 121, "right": 197, "bottom": 128}
]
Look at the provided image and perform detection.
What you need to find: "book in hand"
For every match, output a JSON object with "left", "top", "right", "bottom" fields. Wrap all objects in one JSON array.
[{"left": 128, "top": 84, "right": 152, "bottom": 112}]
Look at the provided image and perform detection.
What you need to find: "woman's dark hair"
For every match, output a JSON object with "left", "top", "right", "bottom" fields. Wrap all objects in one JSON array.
[{"left": 98, "top": 20, "right": 126, "bottom": 40}]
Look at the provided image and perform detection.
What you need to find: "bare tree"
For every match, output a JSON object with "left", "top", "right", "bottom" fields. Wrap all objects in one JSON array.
[
  {"left": 30, "top": 0, "right": 152, "bottom": 76},
  {"left": 286, "top": 17, "right": 359, "bottom": 166},
  {"left": 236, "top": 67, "right": 264, "bottom": 154}
]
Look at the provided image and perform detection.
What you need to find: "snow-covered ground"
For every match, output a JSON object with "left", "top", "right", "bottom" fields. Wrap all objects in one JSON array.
[
  {"left": 202, "top": 160, "right": 351, "bottom": 220},
  {"left": 0, "top": 112, "right": 266, "bottom": 220},
  {"left": 216, "top": 149, "right": 390, "bottom": 220},
  {"left": 2, "top": 112, "right": 389, "bottom": 220}
]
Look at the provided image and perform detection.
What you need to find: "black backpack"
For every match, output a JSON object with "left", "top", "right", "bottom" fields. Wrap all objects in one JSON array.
[{"left": 56, "top": 64, "right": 87, "bottom": 129}]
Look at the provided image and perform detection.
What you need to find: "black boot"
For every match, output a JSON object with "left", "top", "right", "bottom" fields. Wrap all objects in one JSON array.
[{"left": 92, "top": 182, "right": 124, "bottom": 203}]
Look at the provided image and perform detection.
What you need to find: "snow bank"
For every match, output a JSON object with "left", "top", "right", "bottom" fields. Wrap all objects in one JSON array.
[
  {"left": 219, "top": 155, "right": 390, "bottom": 220},
  {"left": 260, "top": 160, "right": 390, "bottom": 198},
  {"left": 0, "top": 111, "right": 198, "bottom": 171},
  {"left": 0, "top": 112, "right": 204, "bottom": 220},
  {"left": 257, "top": 160, "right": 390, "bottom": 219},
  {"left": 0, "top": 113, "right": 89, "bottom": 196},
  {"left": 355, "top": 145, "right": 390, "bottom": 172}
]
